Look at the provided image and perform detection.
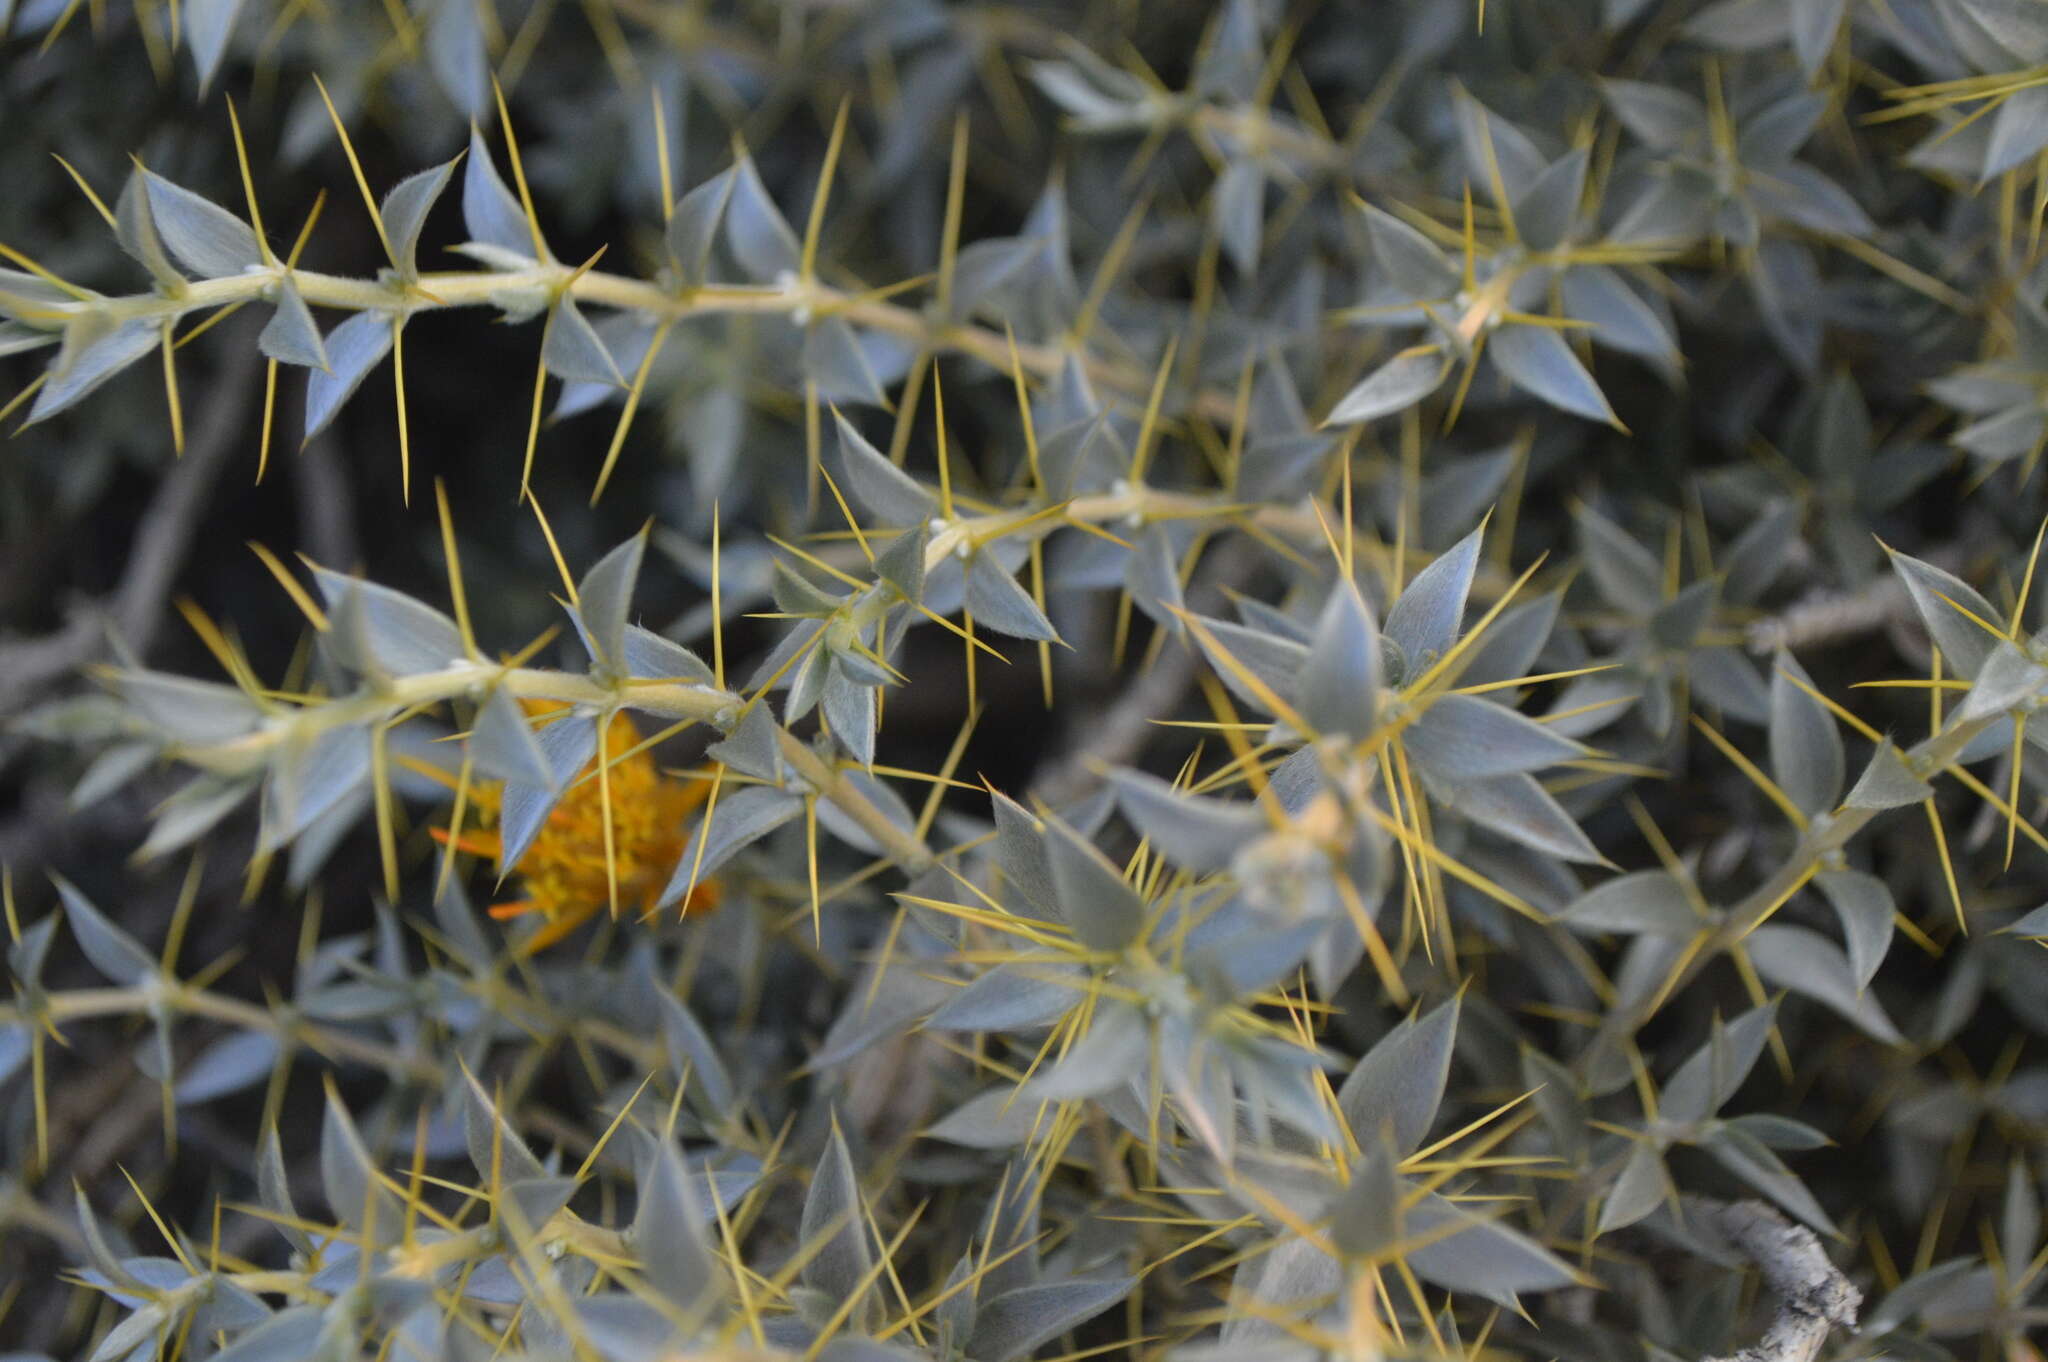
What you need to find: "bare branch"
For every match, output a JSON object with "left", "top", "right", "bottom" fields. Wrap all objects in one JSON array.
[{"left": 1691, "top": 1198, "right": 1861, "bottom": 1362}]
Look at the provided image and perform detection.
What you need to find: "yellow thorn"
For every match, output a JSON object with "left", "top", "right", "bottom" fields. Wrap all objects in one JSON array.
[
  {"left": 50, "top": 155, "right": 115, "bottom": 229},
  {"left": 489, "top": 73, "right": 551, "bottom": 262},
  {"left": 224, "top": 95, "right": 271, "bottom": 263},
  {"left": 311, "top": 75, "right": 399, "bottom": 269},
  {"left": 527, "top": 493, "right": 579, "bottom": 607}
]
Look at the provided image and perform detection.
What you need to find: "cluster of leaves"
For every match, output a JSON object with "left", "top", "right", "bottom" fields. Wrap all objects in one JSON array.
[{"left": 10, "top": 1, "right": 2048, "bottom": 1360}]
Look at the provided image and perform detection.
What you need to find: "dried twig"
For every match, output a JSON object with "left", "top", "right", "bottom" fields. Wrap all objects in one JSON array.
[
  {"left": 0, "top": 326, "right": 260, "bottom": 714},
  {"left": 1029, "top": 535, "right": 1262, "bottom": 808},
  {"left": 1690, "top": 1198, "right": 1861, "bottom": 1362}
]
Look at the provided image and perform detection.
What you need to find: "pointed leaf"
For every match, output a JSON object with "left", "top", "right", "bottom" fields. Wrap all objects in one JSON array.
[
  {"left": 832, "top": 410, "right": 935, "bottom": 524},
  {"left": 1406, "top": 693, "right": 1586, "bottom": 782},
  {"left": 142, "top": 170, "right": 261, "bottom": 277},
  {"left": 634, "top": 1138, "right": 719, "bottom": 1311},
  {"left": 321, "top": 1088, "right": 401, "bottom": 1245},
  {"left": 1325, "top": 348, "right": 1447, "bottom": 425},
  {"left": 379, "top": 157, "right": 459, "bottom": 279},
  {"left": 1361, "top": 203, "right": 1458, "bottom": 298},
  {"left": 967, "top": 1278, "right": 1134, "bottom": 1362},
  {"left": 1489, "top": 323, "right": 1619, "bottom": 425},
  {"left": 574, "top": 533, "right": 646, "bottom": 671},
  {"left": 1814, "top": 869, "right": 1894, "bottom": 991},
  {"left": 543, "top": 297, "right": 624, "bottom": 386},
  {"left": 1043, "top": 812, "right": 1146, "bottom": 951},
  {"left": 303, "top": 311, "right": 395, "bottom": 440},
  {"left": 462, "top": 127, "right": 536, "bottom": 258},
  {"left": 657, "top": 786, "right": 804, "bottom": 904},
  {"left": 1385, "top": 527, "right": 1482, "bottom": 678},
  {"left": 1597, "top": 1142, "right": 1671, "bottom": 1234},
  {"left": 311, "top": 569, "right": 464, "bottom": 676},
  {"left": 188, "top": 0, "right": 248, "bottom": 90},
  {"left": 258, "top": 277, "right": 328, "bottom": 371},
  {"left": 1515, "top": 148, "right": 1589, "bottom": 252},
  {"left": 1558, "top": 870, "right": 1700, "bottom": 936},
  {"left": 1888, "top": 548, "right": 2002, "bottom": 678},
  {"left": 1109, "top": 768, "right": 1264, "bottom": 873},
  {"left": 1337, "top": 996, "right": 1459, "bottom": 1154},
  {"left": 802, "top": 1124, "right": 875, "bottom": 1316},
  {"left": 55, "top": 876, "right": 155, "bottom": 985},
  {"left": 666, "top": 167, "right": 735, "bottom": 287},
  {"left": 1748, "top": 924, "right": 1905, "bottom": 1045},
  {"left": 723, "top": 154, "right": 801, "bottom": 282},
  {"left": 29, "top": 318, "right": 159, "bottom": 423},
  {"left": 1769, "top": 651, "right": 1844, "bottom": 816},
  {"left": 1028, "top": 1001, "right": 1149, "bottom": 1098},
  {"left": 965, "top": 552, "right": 1059, "bottom": 641},
  {"left": 1299, "top": 585, "right": 1382, "bottom": 739}
]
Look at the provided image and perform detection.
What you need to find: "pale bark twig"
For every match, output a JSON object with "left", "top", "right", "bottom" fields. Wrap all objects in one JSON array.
[{"left": 1690, "top": 1198, "right": 1861, "bottom": 1362}]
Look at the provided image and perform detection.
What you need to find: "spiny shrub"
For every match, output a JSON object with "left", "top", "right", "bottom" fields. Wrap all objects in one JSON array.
[{"left": 4, "top": 1, "right": 2048, "bottom": 1359}]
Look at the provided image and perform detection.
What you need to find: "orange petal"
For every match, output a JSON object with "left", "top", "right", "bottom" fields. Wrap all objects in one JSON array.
[
  {"left": 432, "top": 827, "right": 504, "bottom": 858},
  {"left": 487, "top": 899, "right": 540, "bottom": 920}
]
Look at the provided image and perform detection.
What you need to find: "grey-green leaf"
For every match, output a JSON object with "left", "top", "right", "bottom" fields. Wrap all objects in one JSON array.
[
  {"left": 1299, "top": 584, "right": 1381, "bottom": 739},
  {"left": 462, "top": 127, "right": 536, "bottom": 258},
  {"left": 1558, "top": 870, "right": 1701, "bottom": 936},
  {"left": 1337, "top": 995, "right": 1459, "bottom": 1154},
  {"left": 312, "top": 568, "right": 465, "bottom": 676},
  {"left": 724, "top": 154, "right": 801, "bottom": 282},
  {"left": 1489, "top": 324, "right": 1619, "bottom": 425},
  {"left": 1661, "top": 1003, "right": 1778, "bottom": 1127},
  {"left": 832, "top": 410, "right": 935, "bottom": 524},
  {"left": 543, "top": 297, "right": 625, "bottom": 387},
  {"left": 142, "top": 170, "right": 262, "bottom": 277},
  {"left": 55, "top": 875, "right": 156, "bottom": 986},
  {"left": 1958, "top": 639, "right": 2048, "bottom": 722},
  {"left": 1386, "top": 526, "right": 1483, "bottom": 679},
  {"left": 658, "top": 786, "right": 805, "bottom": 904},
  {"left": 187, "top": 0, "right": 248, "bottom": 90},
  {"left": 1815, "top": 869, "right": 1894, "bottom": 991},
  {"left": 469, "top": 686, "right": 556, "bottom": 789},
  {"left": 1768, "top": 651, "right": 1843, "bottom": 817},
  {"left": 1361, "top": 204, "right": 1458, "bottom": 299},
  {"left": 321, "top": 1088, "right": 402, "bottom": 1245},
  {"left": 966, "top": 1278, "right": 1134, "bottom": 1362},
  {"left": 259, "top": 278, "right": 328, "bottom": 370},
  {"left": 303, "top": 311, "right": 395, "bottom": 440},
  {"left": 1043, "top": 812, "right": 1146, "bottom": 951},
  {"left": 1886, "top": 548, "right": 2001, "bottom": 678},
  {"left": 1597, "top": 1142, "right": 1671, "bottom": 1234},
  {"left": 574, "top": 532, "right": 646, "bottom": 671},
  {"left": 1406, "top": 694, "right": 1586, "bottom": 782},
  {"left": 633, "top": 1139, "right": 719, "bottom": 1311},
  {"left": 801, "top": 1123, "right": 875, "bottom": 1319},
  {"left": 1844, "top": 740, "right": 1932, "bottom": 809},
  {"left": 1748, "top": 924, "right": 1905, "bottom": 1045},
  {"left": 30, "top": 319, "right": 160, "bottom": 424},
  {"left": 1576, "top": 505, "right": 1664, "bottom": 617},
  {"left": 1515, "top": 148, "right": 1589, "bottom": 252},
  {"left": 1325, "top": 348, "right": 1447, "bottom": 425},
  {"left": 1028, "top": 1000, "right": 1148, "bottom": 1098},
  {"left": 1108, "top": 768, "right": 1265, "bottom": 873},
  {"left": 667, "top": 167, "right": 737, "bottom": 287},
  {"left": 966, "top": 553, "right": 1059, "bottom": 641},
  {"left": 1405, "top": 1191, "right": 1580, "bottom": 1304},
  {"left": 1434, "top": 771, "right": 1604, "bottom": 863},
  {"left": 459, "top": 1067, "right": 548, "bottom": 1187},
  {"left": 379, "top": 156, "right": 459, "bottom": 279}
]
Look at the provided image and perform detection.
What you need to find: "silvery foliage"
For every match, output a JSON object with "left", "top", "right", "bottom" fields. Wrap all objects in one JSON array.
[{"left": 14, "top": 0, "right": 2048, "bottom": 1357}]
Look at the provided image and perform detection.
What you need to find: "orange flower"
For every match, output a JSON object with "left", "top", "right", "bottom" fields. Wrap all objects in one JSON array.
[{"left": 434, "top": 703, "right": 720, "bottom": 953}]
